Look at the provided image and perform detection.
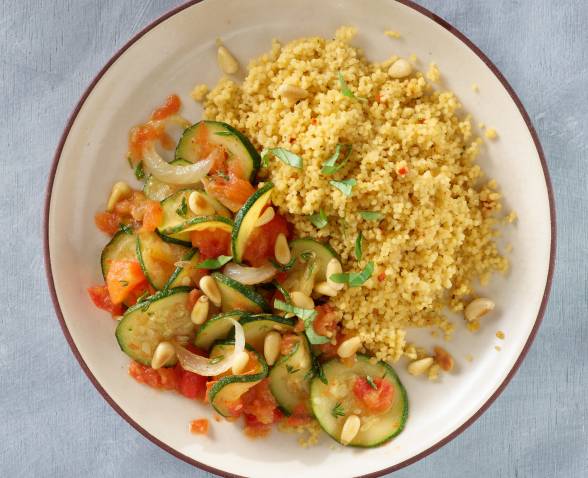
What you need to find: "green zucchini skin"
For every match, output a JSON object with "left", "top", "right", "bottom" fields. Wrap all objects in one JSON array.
[
  {"left": 194, "top": 311, "right": 252, "bottom": 351},
  {"left": 231, "top": 182, "right": 274, "bottom": 264},
  {"left": 135, "top": 232, "right": 189, "bottom": 290},
  {"left": 100, "top": 230, "right": 137, "bottom": 280},
  {"left": 211, "top": 272, "right": 271, "bottom": 313},
  {"left": 310, "top": 355, "right": 409, "bottom": 448},
  {"left": 162, "top": 248, "right": 199, "bottom": 290},
  {"left": 237, "top": 314, "right": 296, "bottom": 353},
  {"left": 175, "top": 121, "right": 261, "bottom": 182},
  {"left": 143, "top": 158, "right": 193, "bottom": 201}
]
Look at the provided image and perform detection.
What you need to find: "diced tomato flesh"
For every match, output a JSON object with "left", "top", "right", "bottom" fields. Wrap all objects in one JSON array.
[
  {"left": 187, "top": 289, "right": 203, "bottom": 310},
  {"left": 204, "top": 175, "right": 255, "bottom": 212},
  {"left": 190, "top": 228, "right": 231, "bottom": 260},
  {"left": 123, "top": 281, "right": 155, "bottom": 306},
  {"left": 284, "top": 403, "right": 312, "bottom": 427},
  {"left": 243, "top": 413, "right": 272, "bottom": 438},
  {"left": 141, "top": 200, "right": 163, "bottom": 232},
  {"left": 313, "top": 304, "right": 340, "bottom": 337},
  {"left": 280, "top": 334, "right": 299, "bottom": 356},
  {"left": 87, "top": 285, "right": 124, "bottom": 316},
  {"left": 352, "top": 376, "right": 394, "bottom": 414},
  {"left": 190, "top": 419, "right": 210, "bottom": 435},
  {"left": 175, "top": 363, "right": 208, "bottom": 400},
  {"left": 241, "top": 379, "right": 279, "bottom": 426},
  {"left": 242, "top": 213, "right": 290, "bottom": 267},
  {"left": 129, "top": 361, "right": 178, "bottom": 390},
  {"left": 150, "top": 94, "right": 181, "bottom": 121},
  {"left": 95, "top": 212, "right": 121, "bottom": 235},
  {"left": 106, "top": 260, "right": 147, "bottom": 305}
]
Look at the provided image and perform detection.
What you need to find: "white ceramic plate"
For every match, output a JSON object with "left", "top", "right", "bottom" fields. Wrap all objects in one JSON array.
[{"left": 44, "top": 1, "right": 555, "bottom": 477}]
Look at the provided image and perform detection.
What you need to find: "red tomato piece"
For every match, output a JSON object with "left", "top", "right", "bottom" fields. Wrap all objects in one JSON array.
[
  {"left": 204, "top": 175, "right": 255, "bottom": 212},
  {"left": 106, "top": 260, "right": 147, "bottom": 305},
  {"left": 128, "top": 361, "right": 178, "bottom": 390},
  {"left": 352, "top": 376, "right": 394, "bottom": 414},
  {"left": 190, "top": 228, "right": 231, "bottom": 260},
  {"left": 87, "top": 285, "right": 124, "bottom": 316},
  {"left": 175, "top": 364, "right": 208, "bottom": 400},
  {"left": 242, "top": 213, "right": 290, "bottom": 267},
  {"left": 150, "top": 94, "right": 181, "bottom": 121},
  {"left": 241, "top": 379, "right": 279, "bottom": 426},
  {"left": 141, "top": 200, "right": 163, "bottom": 232},
  {"left": 190, "top": 419, "right": 210, "bottom": 435},
  {"left": 94, "top": 212, "right": 121, "bottom": 235},
  {"left": 124, "top": 281, "right": 155, "bottom": 306},
  {"left": 313, "top": 304, "right": 340, "bottom": 337}
]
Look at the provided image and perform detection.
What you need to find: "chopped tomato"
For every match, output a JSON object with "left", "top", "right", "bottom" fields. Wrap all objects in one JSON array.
[
  {"left": 190, "top": 419, "right": 210, "bottom": 435},
  {"left": 316, "top": 330, "right": 346, "bottom": 359},
  {"left": 187, "top": 289, "right": 203, "bottom": 310},
  {"left": 150, "top": 94, "right": 181, "bottom": 121},
  {"left": 241, "top": 379, "right": 279, "bottom": 425},
  {"left": 190, "top": 228, "right": 231, "bottom": 260},
  {"left": 353, "top": 376, "right": 394, "bottom": 414},
  {"left": 204, "top": 174, "right": 255, "bottom": 212},
  {"left": 313, "top": 304, "right": 340, "bottom": 337},
  {"left": 242, "top": 213, "right": 290, "bottom": 267},
  {"left": 141, "top": 200, "right": 163, "bottom": 232},
  {"left": 106, "top": 260, "right": 147, "bottom": 305},
  {"left": 129, "top": 361, "right": 178, "bottom": 390},
  {"left": 124, "top": 281, "right": 155, "bottom": 306},
  {"left": 175, "top": 364, "right": 208, "bottom": 400},
  {"left": 243, "top": 413, "right": 272, "bottom": 438},
  {"left": 87, "top": 285, "right": 124, "bottom": 316},
  {"left": 95, "top": 211, "right": 121, "bottom": 235},
  {"left": 280, "top": 334, "right": 299, "bottom": 356},
  {"left": 284, "top": 403, "right": 312, "bottom": 427},
  {"left": 377, "top": 271, "right": 386, "bottom": 282},
  {"left": 128, "top": 123, "right": 164, "bottom": 163},
  {"left": 208, "top": 146, "right": 229, "bottom": 175}
]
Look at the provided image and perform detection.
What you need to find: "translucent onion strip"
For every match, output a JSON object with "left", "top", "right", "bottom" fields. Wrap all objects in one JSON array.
[
  {"left": 142, "top": 144, "right": 212, "bottom": 185},
  {"left": 223, "top": 262, "right": 277, "bottom": 285},
  {"left": 174, "top": 318, "right": 244, "bottom": 376}
]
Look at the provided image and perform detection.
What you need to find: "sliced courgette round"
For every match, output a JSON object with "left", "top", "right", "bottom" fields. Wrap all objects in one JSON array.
[
  {"left": 310, "top": 356, "right": 408, "bottom": 448},
  {"left": 193, "top": 311, "right": 252, "bottom": 351},
  {"left": 162, "top": 248, "right": 201, "bottom": 290},
  {"left": 208, "top": 340, "right": 268, "bottom": 417},
  {"left": 268, "top": 334, "right": 312, "bottom": 415},
  {"left": 136, "top": 232, "right": 189, "bottom": 290},
  {"left": 237, "top": 314, "right": 296, "bottom": 353},
  {"left": 175, "top": 121, "right": 261, "bottom": 181},
  {"left": 100, "top": 230, "right": 137, "bottom": 280},
  {"left": 212, "top": 272, "right": 270, "bottom": 313},
  {"left": 231, "top": 182, "right": 274, "bottom": 263},
  {"left": 143, "top": 159, "right": 194, "bottom": 201},
  {"left": 115, "top": 287, "right": 193, "bottom": 366}
]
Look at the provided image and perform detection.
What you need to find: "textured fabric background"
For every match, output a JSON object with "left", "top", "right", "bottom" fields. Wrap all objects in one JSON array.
[{"left": 1, "top": 1, "right": 586, "bottom": 477}]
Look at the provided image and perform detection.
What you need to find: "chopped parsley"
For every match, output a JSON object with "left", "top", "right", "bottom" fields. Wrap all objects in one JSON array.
[
  {"left": 286, "top": 365, "right": 300, "bottom": 374},
  {"left": 134, "top": 161, "right": 145, "bottom": 180},
  {"left": 321, "top": 144, "right": 352, "bottom": 175},
  {"left": 209, "top": 355, "right": 224, "bottom": 365},
  {"left": 119, "top": 223, "right": 133, "bottom": 235},
  {"left": 261, "top": 147, "right": 303, "bottom": 169},
  {"left": 176, "top": 197, "right": 188, "bottom": 217},
  {"left": 355, "top": 232, "right": 363, "bottom": 261},
  {"left": 304, "top": 352, "right": 328, "bottom": 384},
  {"left": 330, "top": 178, "right": 357, "bottom": 197},
  {"left": 329, "top": 261, "right": 375, "bottom": 288},
  {"left": 338, "top": 71, "right": 368, "bottom": 102},
  {"left": 309, "top": 209, "right": 328, "bottom": 229},
  {"left": 331, "top": 402, "right": 345, "bottom": 418},
  {"left": 273, "top": 299, "right": 329, "bottom": 345},
  {"left": 359, "top": 211, "right": 384, "bottom": 221},
  {"left": 196, "top": 255, "right": 233, "bottom": 270},
  {"left": 366, "top": 375, "right": 378, "bottom": 390}
]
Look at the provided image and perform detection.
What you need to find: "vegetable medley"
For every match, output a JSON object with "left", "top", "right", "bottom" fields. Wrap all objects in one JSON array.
[{"left": 89, "top": 95, "right": 408, "bottom": 447}]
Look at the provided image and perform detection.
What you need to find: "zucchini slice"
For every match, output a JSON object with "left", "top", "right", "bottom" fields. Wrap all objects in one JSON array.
[
  {"left": 268, "top": 335, "right": 312, "bottom": 414},
  {"left": 211, "top": 272, "right": 271, "bottom": 313},
  {"left": 158, "top": 189, "right": 233, "bottom": 243},
  {"left": 143, "top": 159, "right": 194, "bottom": 201},
  {"left": 231, "top": 182, "right": 274, "bottom": 263},
  {"left": 310, "top": 356, "right": 408, "bottom": 447},
  {"left": 100, "top": 230, "right": 137, "bottom": 280},
  {"left": 237, "top": 314, "right": 296, "bottom": 353},
  {"left": 175, "top": 121, "right": 261, "bottom": 182},
  {"left": 136, "top": 232, "right": 189, "bottom": 290},
  {"left": 194, "top": 311, "right": 252, "bottom": 351},
  {"left": 115, "top": 287, "right": 194, "bottom": 366},
  {"left": 163, "top": 248, "right": 202, "bottom": 289},
  {"left": 208, "top": 341, "right": 268, "bottom": 417}
]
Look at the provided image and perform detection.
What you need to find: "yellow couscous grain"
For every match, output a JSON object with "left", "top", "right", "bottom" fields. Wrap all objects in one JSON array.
[{"left": 190, "top": 84, "right": 209, "bottom": 102}]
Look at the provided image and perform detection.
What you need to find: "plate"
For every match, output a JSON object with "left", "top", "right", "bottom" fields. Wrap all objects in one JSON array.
[{"left": 44, "top": 0, "right": 555, "bottom": 476}]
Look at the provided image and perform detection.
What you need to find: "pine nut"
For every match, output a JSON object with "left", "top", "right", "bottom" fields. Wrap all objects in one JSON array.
[
  {"left": 255, "top": 207, "right": 275, "bottom": 227},
  {"left": 199, "top": 276, "right": 222, "bottom": 307},
  {"left": 231, "top": 351, "right": 250, "bottom": 375},
  {"left": 337, "top": 336, "right": 361, "bottom": 359},
  {"left": 434, "top": 346, "right": 454, "bottom": 372},
  {"left": 106, "top": 181, "right": 132, "bottom": 211},
  {"left": 264, "top": 331, "right": 281, "bottom": 366},
  {"left": 314, "top": 281, "right": 338, "bottom": 297},
  {"left": 388, "top": 58, "right": 413, "bottom": 79},
  {"left": 189, "top": 191, "right": 215, "bottom": 216},
  {"left": 277, "top": 83, "right": 309, "bottom": 103},
  {"left": 217, "top": 45, "right": 239, "bottom": 74},
  {"left": 151, "top": 341, "right": 176, "bottom": 370},
  {"left": 407, "top": 357, "right": 434, "bottom": 376},
  {"left": 340, "top": 415, "right": 361, "bottom": 445},
  {"left": 274, "top": 233, "right": 291, "bottom": 265},
  {"left": 290, "top": 291, "right": 314, "bottom": 310},
  {"left": 191, "top": 295, "right": 210, "bottom": 325},
  {"left": 326, "top": 258, "right": 344, "bottom": 291},
  {"left": 464, "top": 298, "right": 495, "bottom": 322}
]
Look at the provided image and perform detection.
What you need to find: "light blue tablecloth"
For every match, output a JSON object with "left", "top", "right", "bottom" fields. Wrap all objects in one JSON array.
[{"left": 1, "top": 1, "right": 586, "bottom": 477}]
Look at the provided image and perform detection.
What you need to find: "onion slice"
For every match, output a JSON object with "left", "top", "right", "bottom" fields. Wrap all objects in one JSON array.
[
  {"left": 223, "top": 262, "right": 277, "bottom": 285},
  {"left": 142, "top": 144, "right": 212, "bottom": 185},
  {"left": 174, "top": 318, "right": 244, "bottom": 376}
]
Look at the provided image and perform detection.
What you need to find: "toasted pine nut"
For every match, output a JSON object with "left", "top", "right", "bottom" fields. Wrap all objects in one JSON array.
[
  {"left": 199, "top": 276, "right": 222, "bottom": 307},
  {"left": 151, "top": 341, "right": 176, "bottom": 370},
  {"left": 277, "top": 84, "right": 309, "bottom": 103},
  {"left": 217, "top": 45, "right": 239, "bottom": 74},
  {"left": 231, "top": 351, "right": 250, "bottom": 375},
  {"left": 326, "top": 258, "right": 344, "bottom": 291},
  {"left": 264, "top": 331, "right": 281, "bottom": 366},
  {"left": 290, "top": 291, "right": 314, "bottom": 310},
  {"left": 106, "top": 181, "right": 132, "bottom": 211},
  {"left": 337, "top": 336, "right": 362, "bottom": 359},
  {"left": 189, "top": 191, "right": 215, "bottom": 216},
  {"left": 340, "top": 415, "right": 361, "bottom": 445},
  {"left": 314, "top": 281, "right": 338, "bottom": 297},
  {"left": 434, "top": 346, "right": 454, "bottom": 372},
  {"left": 388, "top": 58, "right": 413, "bottom": 79},
  {"left": 274, "top": 233, "right": 291, "bottom": 265},
  {"left": 255, "top": 207, "right": 275, "bottom": 227},
  {"left": 464, "top": 298, "right": 495, "bottom": 322},
  {"left": 191, "top": 295, "right": 210, "bottom": 325},
  {"left": 407, "top": 357, "right": 434, "bottom": 376}
]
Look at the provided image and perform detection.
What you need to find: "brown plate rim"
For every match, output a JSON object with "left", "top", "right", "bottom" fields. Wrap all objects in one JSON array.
[{"left": 43, "top": 0, "right": 556, "bottom": 477}]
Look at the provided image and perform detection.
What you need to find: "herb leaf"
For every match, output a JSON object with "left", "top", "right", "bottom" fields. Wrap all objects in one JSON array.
[
  {"left": 331, "top": 402, "right": 345, "bottom": 418},
  {"left": 329, "top": 261, "right": 375, "bottom": 287},
  {"left": 261, "top": 148, "right": 303, "bottom": 169},
  {"left": 310, "top": 209, "right": 328, "bottom": 229},
  {"left": 359, "top": 211, "right": 384, "bottom": 221},
  {"left": 273, "top": 299, "right": 329, "bottom": 345},
  {"left": 119, "top": 223, "right": 133, "bottom": 235},
  {"left": 366, "top": 375, "right": 378, "bottom": 390},
  {"left": 134, "top": 161, "right": 145, "bottom": 180},
  {"left": 330, "top": 178, "right": 357, "bottom": 197},
  {"left": 355, "top": 232, "right": 363, "bottom": 261},
  {"left": 312, "top": 352, "right": 328, "bottom": 384},
  {"left": 270, "top": 257, "right": 297, "bottom": 272},
  {"left": 196, "top": 255, "right": 233, "bottom": 270},
  {"left": 322, "top": 144, "right": 352, "bottom": 175},
  {"left": 338, "top": 71, "right": 367, "bottom": 102},
  {"left": 176, "top": 197, "right": 188, "bottom": 217}
]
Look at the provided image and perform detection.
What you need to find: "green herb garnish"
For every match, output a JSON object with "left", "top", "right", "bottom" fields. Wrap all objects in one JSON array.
[
  {"left": 338, "top": 71, "right": 367, "bottom": 102},
  {"left": 331, "top": 402, "right": 346, "bottom": 418},
  {"left": 209, "top": 355, "right": 224, "bottom": 365},
  {"left": 355, "top": 232, "right": 363, "bottom": 261},
  {"left": 272, "top": 280, "right": 292, "bottom": 304},
  {"left": 330, "top": 178, "right": 357, "bottom": 197},
  {"left": 273, "top": 299, "right": 329, "bottom": 345},
  {"left": 322, "top": 144, "right": 352, "bottom": 175},
  {"left": 261, "top": 147, "right": 303, "bottom": 169},
  {"left": 359, "top": 211, "right": 384, "bottom": 221},
  {"left": 366, "top": 375, "right": 378, "bottom": 390},
  {"left": 176, "top": 197, "right": 188, "bottom": 217},
  {"left": 329, "top": 261, "right": 374, "bottom": 287},
  {"left": 286, "top": 365, "right": 300, "bottom": 374},
  {"left": 119, "top": 223, "right": 133, "bottom": 235},
  {"left": 134, "top": 161, "right": 145, "bottom": 180},
  {"left": 196, "top": 255, "right": 233, "bottom": 270},
  {"left": 310, "top": 209, "right": 328, "bottom": 229}
]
